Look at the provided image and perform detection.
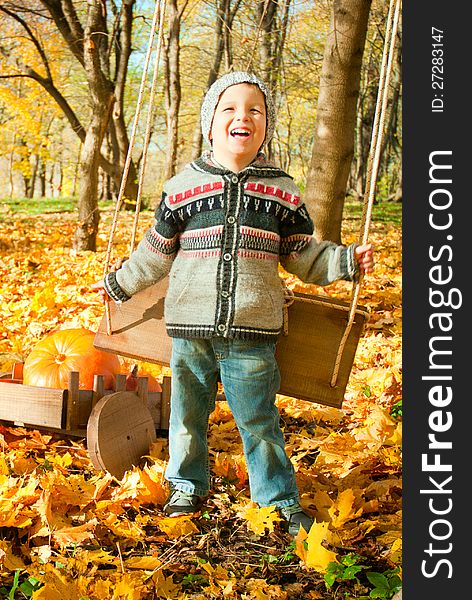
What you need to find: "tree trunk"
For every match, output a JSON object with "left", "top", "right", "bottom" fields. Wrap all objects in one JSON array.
[
  {"left": 257, "top": 0, "right": 291, "bottom": 160},
  {"left": 39, "top": 158, "right": 46, "bottom": 197},
  {"left": 192, "top": 0, "right": 229, "bottom": 159},
  {"left": 304, "top": 0, "right": 372, "bottom": 243},
  {"left": 73, "top": 0, "right": 115, "bottom": 251},
  {"left": 8, "top": 143, "right": 15, "bottom": 197},
  {"left": 191, "top": 0, "right": 242, "bottom": 160},
  {"left": 107, "top": 0, "right": 138, "bottom": 207},
  {"left": 74, "top": 105, "right": 112, "bottom": 250},
  {"left": 28, "top": 154, "right": 39, "bottom": 198},
  {"left": 164, "top": 0, "right": 182, "bottom": 179},
  {"left": 109, "top": 109, "right": 139, "bottom": 206},
  {"left": 258, "top": 0, "right": 278, "bottom": 87}
]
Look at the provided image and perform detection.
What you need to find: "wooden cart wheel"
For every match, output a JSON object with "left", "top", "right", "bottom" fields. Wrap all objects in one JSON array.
[{"left": 87, "top": 391, "right": 156, "bottom": 479}]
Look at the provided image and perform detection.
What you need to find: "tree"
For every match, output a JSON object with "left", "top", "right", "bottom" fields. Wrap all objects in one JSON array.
[
  {"left": 0, "top": 14, "right": 64, "bottom": 198},
  {"left": 350, "top": 6, "right": 402, "bottom": 202},
  {"left": 163, "top": 0, "right": 183, "bottom": 180},
  {"left": 255, "top": 0, "right": 291, "bottom": 161},
  {"left": 304, "top": 0, "right": 372, "bottom": 243},
  {"left": 0, "top": 0, "right": 139, "bottom": 251},
  {"left": 191, "top": 0, "right": 243, "bottom": 160}
]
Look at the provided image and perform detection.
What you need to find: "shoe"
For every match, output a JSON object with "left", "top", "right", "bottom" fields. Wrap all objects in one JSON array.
[
  {"left": 163, "top": 488, "right": 203, "bottom": 517},
  {"left": 279, "top": 503, "right": 314, "bottom": 536}
]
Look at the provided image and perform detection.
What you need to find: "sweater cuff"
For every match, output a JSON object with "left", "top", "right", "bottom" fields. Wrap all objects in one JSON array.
[
  {"left": 104, "top": 272, "right": 131, "bottom": 303},
  {"left": 344, "top": 243, "right": 360, "bottom": 281}
]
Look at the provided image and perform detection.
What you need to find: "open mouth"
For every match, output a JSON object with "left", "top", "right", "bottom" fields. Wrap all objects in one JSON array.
[{"left": 230, "top": 129, "right": 251, "bottom": 138}]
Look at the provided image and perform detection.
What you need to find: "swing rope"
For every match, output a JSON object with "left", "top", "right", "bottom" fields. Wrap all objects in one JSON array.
[
  {"left": 103, "top": 0, "right": 167, "bottom": 335},
  {"left": 329, "top": 0, "right": 401, "bottom": 386}
]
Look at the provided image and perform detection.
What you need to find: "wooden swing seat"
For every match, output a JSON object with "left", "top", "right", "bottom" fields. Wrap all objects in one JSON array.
[{"left": 94, "top": 278, "right": 369, "bottom": 409}]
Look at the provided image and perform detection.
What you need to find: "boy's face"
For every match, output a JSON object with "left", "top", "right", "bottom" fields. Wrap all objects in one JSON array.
[{"left": 210, "top": 83, "right": 267, "bottom": 172}]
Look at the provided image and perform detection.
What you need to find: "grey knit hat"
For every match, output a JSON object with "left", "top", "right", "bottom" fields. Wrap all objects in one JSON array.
[{"left": 200, "top": 71, "right": 276, "bottom": 147}]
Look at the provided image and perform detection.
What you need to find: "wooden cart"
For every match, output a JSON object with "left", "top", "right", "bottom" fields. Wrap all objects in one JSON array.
[{"left": 0, "top": 363, "right": 171, "bottom": 479}]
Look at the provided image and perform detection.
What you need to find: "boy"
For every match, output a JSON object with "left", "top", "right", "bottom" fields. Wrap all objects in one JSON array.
[{"left": 93, "top": 71, "right": 373, "bottom": 536}]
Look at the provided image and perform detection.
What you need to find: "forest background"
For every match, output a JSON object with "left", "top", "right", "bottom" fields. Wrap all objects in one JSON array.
[{"left": 0, "top": 1, "right": 402, "bottom": 599}]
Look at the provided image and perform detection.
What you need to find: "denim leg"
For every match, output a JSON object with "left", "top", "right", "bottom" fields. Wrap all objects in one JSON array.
[
  {"left": 165, "top": 338, "right": 219, "bottom": 496},
  {"left": 218, "top": 338, "right": 299, "bottom": 508}
]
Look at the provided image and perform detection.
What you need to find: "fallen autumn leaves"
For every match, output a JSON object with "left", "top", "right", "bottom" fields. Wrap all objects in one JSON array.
[{"left": 0, "top": 205, "right": 402, "bottom": 598}]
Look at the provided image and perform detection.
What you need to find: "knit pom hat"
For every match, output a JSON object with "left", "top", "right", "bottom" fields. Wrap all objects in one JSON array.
[{"left": 200, "top": 71, "right": 276, "bottom": 147}]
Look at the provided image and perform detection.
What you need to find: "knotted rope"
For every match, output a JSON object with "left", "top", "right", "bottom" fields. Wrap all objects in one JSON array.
[{"left": 103, "top": 0, "right": 168, "bottom": 334}]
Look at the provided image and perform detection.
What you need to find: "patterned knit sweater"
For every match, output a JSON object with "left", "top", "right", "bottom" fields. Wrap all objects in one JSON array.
[{"left": 104, "top": 153, "right": 359, "bottom": 341}]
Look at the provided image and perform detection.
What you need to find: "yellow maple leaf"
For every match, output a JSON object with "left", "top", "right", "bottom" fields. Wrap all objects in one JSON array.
[
  {"left": 201, "top": 561, "right": 230, "bottom": 580},
  {"left": 152, "top": 569, "right": 183, "bottom": 598},
  {"left": 213, "top": 452, "right": 248, "bottom": 487},
  {"left": 31, "top": 562, "right": 84, "bottom": 600},
  {"left": 200, "top": 561, "right": 236, "bottom": 596},
  {"left": 113, "top": 572, "right": 149, "bottom": 599},
  {"left": 89, "top": 577, "right": 113, "bottom": 599},
  {"left": 0, "top": 539, "right": 26, "bottom": 570},
  {"left": 245, "top": 578, "right": 288, "bottom": 599},
  {"left": 29, "top": 284, "right": 58, "bottom": 315},
  {"left": 125, "top": 555, "right": 162, "bottom": 570},
  {"left": 352, "top": 406, "right": 399, "bottom": 448},
  {"left": 157, "top": 515, "right": 199, "bottom": 538},
  {"left": 0, "top": 487, "right": 36, "bottom": 528},
  {"left": 52, "top": 518, "right": 98, "bottom": 549},
  {"left": 328, "top": 489, "right": 363, "bottom": 528},
  {"left": 32, "top": 584, "right": 63, "bottom": 600},
  {"left": 138, "top": 464, "right": 168, "bottom": 505},
  {"left": 43, "top": 451, "right": 73, "bottom": 471},
  {"left": 112, "top": 466, "right": 167, "bottom": 506},
  {"left": 236, "top": 502, "right": 281, "bottom": 536},
  {"left": 30, "top": 489, "right": 53, "bottom": 536},
  {"left": 295, "top": 521, "right": 338, "bottom": 573},
  {"left": 0, "top": 509, "right": 33, "bottom": 529},
  {"left": 11, "top": 453, "right": 37, "bottom": 475},
  {"left": 101, "top": 513, "right": 145, "bottom": 541}
]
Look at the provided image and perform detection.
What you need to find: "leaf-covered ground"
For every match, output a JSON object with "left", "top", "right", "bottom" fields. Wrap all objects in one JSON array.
[{"left": 0, "top": 202, "right": 402, "bottom": 599}]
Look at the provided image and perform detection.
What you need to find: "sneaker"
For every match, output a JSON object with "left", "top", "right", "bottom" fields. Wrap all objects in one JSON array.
[
  {"left": 279, "top": 503, "right": 314, "bottom": 536},
  {"left": 163, "top": 488, "right": 203, "bottom": 517}
]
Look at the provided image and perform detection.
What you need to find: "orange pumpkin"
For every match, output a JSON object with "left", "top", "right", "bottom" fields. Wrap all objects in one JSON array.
[
  {"left": 125, "top": 364, "right": 162, "bottom": 393},
  {"left": 23, "top": 328, "right": 121, "bottom": 390}
]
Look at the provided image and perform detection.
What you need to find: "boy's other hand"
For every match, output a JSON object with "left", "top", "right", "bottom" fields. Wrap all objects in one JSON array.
[
  {"left": 354, "top": 243, "right": 374, "bottom": 275},
  {"left": 91, "top": 280, "right": 109, "bottom": 305},
  {"left": 91, "top": 258, "right": 126, "bottom": 304}
]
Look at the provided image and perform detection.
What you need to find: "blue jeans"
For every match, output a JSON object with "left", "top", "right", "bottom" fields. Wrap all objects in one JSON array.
[{"left": 165, "top": 337, "right": 300, "bottom": 508}]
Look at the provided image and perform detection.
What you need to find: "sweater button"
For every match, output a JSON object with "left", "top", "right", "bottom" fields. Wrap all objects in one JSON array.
[
  {"left": 227, "top": 216, "right": 236, "bottom": 224},
  {"left": 221, "top": 291, "right": 229, "bottom": 298},
  {"left": 231, "top": 175, "right": 238, "bottom": 184},
  {"left": 223, "top": 253, "right": 232, "bottom": 261},
  {"left": 217, "top": 324, "right": 226, "bottom": 333}
]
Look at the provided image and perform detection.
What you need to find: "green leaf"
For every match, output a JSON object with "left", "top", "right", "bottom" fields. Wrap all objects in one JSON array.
[
  {"left": 19, "top": 576, "right": 42, "bottom": 597},
  {"left": 324, "top": 572, "right": 337, "bottom": 589},
  {"left": 341, "top": 552, "right": 362, "bottom": 567},
  {"left": 366, "top": 572, "right": 389, "bottom": 590},
  {"left": 342, "top": 565, "right": 364, "bottom": 580},
  {"left": 370, "top": 590, "right": 389, "bottom": 599},
  {"left": 324, "top": 561, "right": 345, "bottom": 589}
]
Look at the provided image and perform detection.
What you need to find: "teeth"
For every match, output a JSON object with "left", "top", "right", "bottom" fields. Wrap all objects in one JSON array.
[{"left": 231, "top": 129, "right": 250, "bottom": 136}]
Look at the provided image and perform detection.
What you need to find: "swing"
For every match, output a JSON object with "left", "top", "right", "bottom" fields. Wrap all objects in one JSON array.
[{"left": 94, "top": 0, "right": 401, "bottom": 409}]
